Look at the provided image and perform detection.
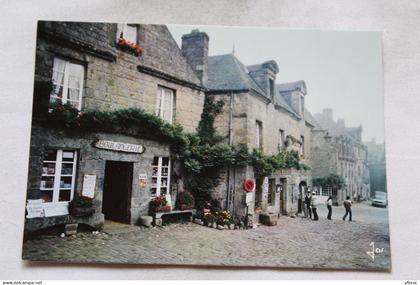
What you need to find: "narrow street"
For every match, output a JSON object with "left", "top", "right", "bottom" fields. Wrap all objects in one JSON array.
[{"left": 22, "top": 202, "right": 390, "bottom": 270}]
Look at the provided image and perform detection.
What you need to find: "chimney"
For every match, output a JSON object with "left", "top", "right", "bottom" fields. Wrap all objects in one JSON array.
[{"left": 181, "top": 29, "right": 209, "bottom": 85}]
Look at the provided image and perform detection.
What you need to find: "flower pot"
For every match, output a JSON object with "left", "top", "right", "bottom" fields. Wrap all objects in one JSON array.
[{"left": 151, "top": 205, "right": 171, "bottom": 213}]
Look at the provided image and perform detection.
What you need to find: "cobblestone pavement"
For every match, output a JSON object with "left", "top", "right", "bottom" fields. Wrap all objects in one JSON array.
[{"left": 22, "top": 202, "right": 390, "bottom": 270}]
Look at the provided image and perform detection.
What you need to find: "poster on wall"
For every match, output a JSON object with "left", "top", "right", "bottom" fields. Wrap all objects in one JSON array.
[
  {"left": 81, "top": 174, "right": 96, "bottom": 198},
  {"left": 139, "top": 173, "right": 147, "bottom": 188}
]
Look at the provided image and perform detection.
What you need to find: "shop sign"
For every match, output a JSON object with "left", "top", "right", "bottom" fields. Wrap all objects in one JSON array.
[
  {"left": 94, "top": 140, "right": 145, "bottom": 154},
  {"left": 139, "top": 173, "right": 147, "bottom": 188},
  {"left": 245, "top": 192, "right": 253, "bottom": 205},
  {"left": 26, "top": 199, "right": 45, "bottom": 218},
  {"left": 82, "top": 174, "right": 97, "bottom": 198}
]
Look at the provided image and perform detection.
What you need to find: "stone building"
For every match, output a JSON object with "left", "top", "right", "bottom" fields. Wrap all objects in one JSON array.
[
  {"left": 312, "top": 108, "right": 370, "bottom": 204},
  {"left": 25, "top": 21, "right": 205, "bottom": 233},
  {"left": 180, "top": 30, "right": 317, "bottom": 219}
]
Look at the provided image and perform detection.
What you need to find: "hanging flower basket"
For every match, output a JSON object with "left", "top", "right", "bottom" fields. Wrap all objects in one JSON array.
[{"left": 117, "top": 37, "right": 144, "bottom": 57}]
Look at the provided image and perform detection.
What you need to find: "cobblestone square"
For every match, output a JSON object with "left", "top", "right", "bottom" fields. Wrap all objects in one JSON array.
[{"left": 22, "top": 202, "right": 390, "bottom": 270}]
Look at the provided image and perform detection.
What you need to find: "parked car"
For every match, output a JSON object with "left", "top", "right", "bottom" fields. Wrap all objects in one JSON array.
[{"left": 371, "top": 191, "right": 387, "bottom": 207}]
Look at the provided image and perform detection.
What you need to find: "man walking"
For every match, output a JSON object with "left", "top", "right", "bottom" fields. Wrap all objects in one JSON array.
[
  {"left": 311, "top": 191, "right": 319, "bottom": 221},
  {"left": 342, "top": 196, "right": 352, "bottom": 221},
  {"left": 304, "top": 191, "right": 312, "bottom": 219}
]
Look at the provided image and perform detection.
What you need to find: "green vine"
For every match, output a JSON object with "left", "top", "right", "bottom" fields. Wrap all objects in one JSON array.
[
  {"left": 312, "top": 174, "right": 345, "bottom": 189},
  {"left": 46, "top": 102, "right": 186, "bottom": 153}
]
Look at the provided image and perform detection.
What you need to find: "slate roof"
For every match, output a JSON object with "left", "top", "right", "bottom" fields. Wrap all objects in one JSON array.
[
  {"left": 277, "top": 80, "right": 307, "bottom": 94},
  {"left": 207, "top": 54, "right": 265, "bottom": 95},
  {"left": 207, "top": 54, "right": 318, "bottom": 128}
]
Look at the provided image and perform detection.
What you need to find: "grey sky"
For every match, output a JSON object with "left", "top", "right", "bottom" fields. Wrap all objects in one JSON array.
[{"left": 168, "top": 25, "right": 384, "bottom": 143}]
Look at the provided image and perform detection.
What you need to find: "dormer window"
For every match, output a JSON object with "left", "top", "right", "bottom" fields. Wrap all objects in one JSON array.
[
  {"left": 116, "top": 24, "right": 143, "bottom": 56},
  {"left": 117, "top": 24, "right": 138, "bottom": 43},
  {"left": 269, "top": 78, "right": 275, "bottom": 101}
]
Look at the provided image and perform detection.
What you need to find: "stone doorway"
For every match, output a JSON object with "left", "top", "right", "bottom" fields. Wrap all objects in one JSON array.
[
  {"left": 279, "top": 178, "right": 287, "bottom": 215},
  {"left": 102, "top": 161, "right": 133, "bottom": 224}
]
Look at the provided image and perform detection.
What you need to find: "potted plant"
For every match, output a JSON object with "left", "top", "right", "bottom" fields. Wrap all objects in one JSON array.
[
  {"left": 69, "top": 195, "right": 95, "bottom": 217},
  {"left": 175, "top": 191, "right": 195, "bottom": 211},
  {"left": 149, "top": 195, "right": 171, "bottom": 214}
]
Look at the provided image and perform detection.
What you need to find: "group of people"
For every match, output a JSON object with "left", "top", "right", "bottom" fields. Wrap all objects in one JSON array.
[{"left": 303, "top": 190, "right": 353, "bottom": 221}]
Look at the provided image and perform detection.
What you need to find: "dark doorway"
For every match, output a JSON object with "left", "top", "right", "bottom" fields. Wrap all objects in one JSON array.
[
  {"left": 255, "top": 178, "right": 263, "bottom": 211},
  {"left": 102, "top": 161, "right": 133, "bottom": 223},
  {"left": 279, "top": 178, "right": 287, "bottom": 215},
  {"left": 298, "top": 181, "right": 307, "bottom": 214}
]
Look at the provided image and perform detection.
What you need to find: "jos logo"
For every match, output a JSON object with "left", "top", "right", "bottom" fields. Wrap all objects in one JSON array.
[{"left": 366, "top": 241, "right": 384, "bottom": 261}]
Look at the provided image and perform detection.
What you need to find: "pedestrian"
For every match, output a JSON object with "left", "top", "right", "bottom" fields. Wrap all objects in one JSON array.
[
  {"left": 342, "top": 196, "right": 352, "bottom": 221},
  {"left": 304, "top": 190, "right": 312, "bottom": 219},
  {"left": 326, "top": 195, "right": 333, "bottom": 220},
  {"left": 311, "top": 191, "right": 319, "bottom": 221}
]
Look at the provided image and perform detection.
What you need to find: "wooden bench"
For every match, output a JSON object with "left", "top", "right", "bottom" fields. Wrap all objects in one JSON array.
[{"left": 153, "top": 209, "right": 196, "bottom": 226}]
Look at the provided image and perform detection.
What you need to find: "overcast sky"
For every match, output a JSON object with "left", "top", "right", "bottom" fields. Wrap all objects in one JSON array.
[{"left": 168, "top": 25, "right": 384, "bottom": 143}]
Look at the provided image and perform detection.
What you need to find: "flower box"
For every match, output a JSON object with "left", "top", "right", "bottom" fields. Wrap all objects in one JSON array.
[
  {"left": 151, "top": 205, "right": 171, "bottom": 213},
  {"left": 117, "top": 37, "right": 144, "bottom": 57}
]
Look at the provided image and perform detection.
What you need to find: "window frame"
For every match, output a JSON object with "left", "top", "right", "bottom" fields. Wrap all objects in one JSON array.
[
  {"left": 279, "top": 129, "right": 285, "bottom": 151},
  {"left": 156, "top": 86, "right": 175, "bottom": 124},
  {"left": 151, "top": 157, "right": 171, "bottom": 197},
  {"left": 50, "top": 57, "right": 85, "bottom": 110},
  {"left": 255, "top": 120, "right": 263, "bottom": 150},
  {"left": 40, "top": 149, "right": 77, "bottom": 205}
]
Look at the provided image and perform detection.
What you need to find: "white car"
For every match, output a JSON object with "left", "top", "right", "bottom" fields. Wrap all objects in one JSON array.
[{"left": 371, "top": 191, "right": 387, "bottom": 207}]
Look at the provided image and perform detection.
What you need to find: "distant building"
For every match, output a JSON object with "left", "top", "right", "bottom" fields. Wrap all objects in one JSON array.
[
  {"left": 312, "top": 109, "right": 370, "bottom": 204},
  {"left": 364, "top": 138, "right": 387, "bottom": 196}
]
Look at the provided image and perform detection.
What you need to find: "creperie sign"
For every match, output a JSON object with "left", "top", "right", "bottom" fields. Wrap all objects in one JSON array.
[{"left": 94, "top": 140, "right": 145, "bottom": 154}]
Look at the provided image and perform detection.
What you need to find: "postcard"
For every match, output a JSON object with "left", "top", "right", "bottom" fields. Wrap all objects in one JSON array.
[{"left": 22, "top": 21, "right": 389, "bottom": 270}]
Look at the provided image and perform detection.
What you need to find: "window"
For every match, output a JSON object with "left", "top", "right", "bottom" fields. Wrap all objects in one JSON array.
[
  {"left": 278, "top": 129, "right": 285, "bottom": 151},
  {"left": 269, "top": 78, "right": 275, "bottom": 101},
  {"left": 255, "top": 121, "right": 263, "bottom": 150},
  {"left": 156, "top": 86, "right": 175, "bottom": 124},
  {"left": 300, "top": 135, "right": 305, "bottom": 156},
  {"left": 41, "top": 149, "right": 77, "bottom": 204},
  {"left": 321, "top": 185, "right": 332, "bottom": 197},
  {"left": 117, "top": 23, "right": 137, "bottom": 43},
  {"left": 151, "top": 157, "right": 171, "bottom": 197},
  {"left": 50, "top": 58, "right": 84, "bottom": 110}
]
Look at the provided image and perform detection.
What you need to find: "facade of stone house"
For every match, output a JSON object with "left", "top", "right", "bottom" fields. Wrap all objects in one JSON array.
[
  {"left": 25, "top": 21, "right": 205, "bottom": 233},
  {"left": 365, "top": 138, "right": 387, "bottom": 197},
  {"left": 180, "top": 30, "right": 317, "bottom": 219},
  {"left": 311, "top": 109, "right": 370, "bottom": 204}
]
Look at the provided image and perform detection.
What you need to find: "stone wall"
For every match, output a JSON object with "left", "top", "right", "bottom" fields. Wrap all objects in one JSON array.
[
  {"left": 26, "top": 126, "right": 171, "bottom": 231},
  {"left": 209, "top": 90, "right": 313, "bottom": 217}
]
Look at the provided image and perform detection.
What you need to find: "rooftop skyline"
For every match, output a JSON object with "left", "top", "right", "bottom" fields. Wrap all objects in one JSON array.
[{"left": 168, "top": 25, "right": 384, "bottom": 143}]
